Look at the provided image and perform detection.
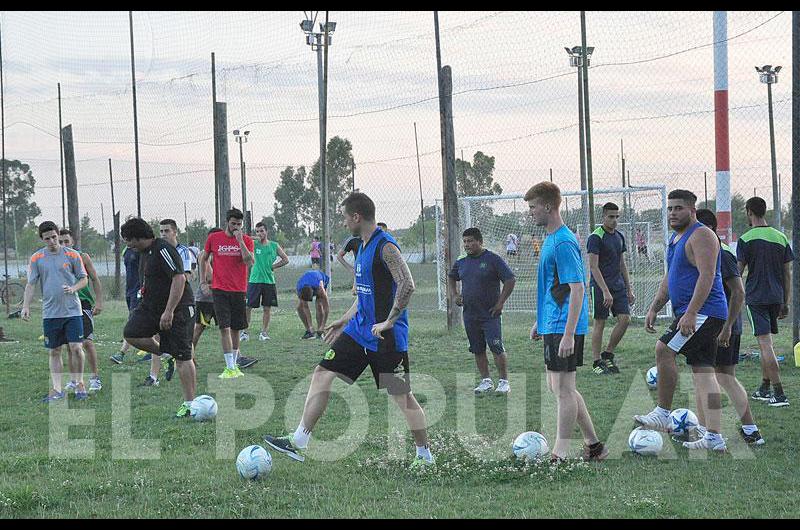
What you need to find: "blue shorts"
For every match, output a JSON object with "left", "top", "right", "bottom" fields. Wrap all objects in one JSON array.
[
  {"left": 43, "top": 316, "right": 84, "bottom": 350},
  {"left": 747, "top": 304, "right": 780, "bottom": 336},
  {"left": 464, "top": 318, "right": 505, "bottom": 355},
  {"left": 592, "top": 284, "right": 630, "bottom": 320}
]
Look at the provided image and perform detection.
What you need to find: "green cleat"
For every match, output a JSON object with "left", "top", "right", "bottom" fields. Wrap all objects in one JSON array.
[
  {"left": 218, "top": 367, "right": 243, "bottom": 379},
  {"left": 264, "top": 434, "right": 305, "bottom": 462},
  {"left": 176, "top": 402, "right": 191, "bottom": 418}
]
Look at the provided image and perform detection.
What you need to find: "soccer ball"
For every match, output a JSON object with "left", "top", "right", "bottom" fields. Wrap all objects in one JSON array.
[
  {"left": 236, "top": 445, "right": 272, "bottom": 480},
  {"left": 512, "top": 431, "right": 549, "bottom": 461},
  {"left": 628, "top": 427, "right": 663, "bottom": 456},
  {"left": 668, "top": 408, "right": 698, "bottom": 436},
  {"left": 190, "top": 395, "right": 218, "bottom": 421},
  {"left": 646, "top": 366, "right": 658, "bottom": 389}
]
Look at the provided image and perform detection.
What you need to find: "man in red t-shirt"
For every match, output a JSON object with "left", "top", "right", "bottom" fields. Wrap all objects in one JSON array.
[{"left": 199, "top": 208, "right": 255, "bottom": 378}]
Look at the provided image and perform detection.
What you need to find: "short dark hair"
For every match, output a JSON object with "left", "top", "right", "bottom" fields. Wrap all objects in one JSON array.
[
  {"left": 462, "top": 227, "right": 483, "bottom": 242},
  {"left": 38, "top": 221, "right": 59, "bottom": 238},
  {"left": 602, "top": 202, "right": 619, "bottom": 213},
  {"left": 226, "top": 208, "right": 244, "bottom": 221},
  {"left": 58, "top": 228, "right": 73, "bottom": 236},
  {"left": 377, "top": 222, "right": 388, "bottom": 230},
  {"left": 341, "top": 192, "right": 376, "bottom": 222},
  {"left": 121, "top": 217, "right": 155, "bottom": 241},
  {"left": 667, "top": 189, "right": 697, "bottom": 206},
  {"left": 745, "top": 196, "right": 767, "bottom": 218},
  {"left": 207, "top": 227, "right": 223, "bottom": 235},
  {"left": 300, "top": 286, "right": 314, "bottom": 302},
  {"left": 696, "top": 208, "right": 717, "bottom": 231},
  {"left": 255, "top": 221, "right": 265, "bottom": 229},
  {"left": 159, "top": 219, "right": 178, "bottom": 231}
]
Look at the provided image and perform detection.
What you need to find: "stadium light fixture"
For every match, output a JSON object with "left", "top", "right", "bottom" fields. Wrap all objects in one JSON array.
[{"left": 755, "top": 64, "right": 780, "bottom": 84}]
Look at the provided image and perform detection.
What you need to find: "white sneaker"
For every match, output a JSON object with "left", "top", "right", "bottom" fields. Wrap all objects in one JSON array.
[
  {"left": 259, "top": 331, "right": 270, "bottom": 341},
  {"left": 633, "top": 408, "right": 671, "bottom": 432},
  {"left": 474, "top": 378, "right": 494, "bottom": 396},
  {"left": 495, "top": 379, "right": 510, "bottom": 395},
  {"left": 89, "top": 376, "right": 102, "bottom": 392},
  {"left": 239, "top": 331, "right": 250, "bottom": 342},
  {"left": 64, "top": 380, "right": 78, "bottom": 392},
  {"left": 683, "top": 433, "right": 727, "bottom": 452},
  {"left": 672, "top": 424, "right": 706, "bottom": 443}
]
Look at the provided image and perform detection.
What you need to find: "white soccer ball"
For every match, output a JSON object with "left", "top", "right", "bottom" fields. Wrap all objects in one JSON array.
[
  {"left": 512, "top": 431, "right": 549, "bottom": 461},
  {"left": 236, "top": 445, "right": 272, "bottom": 480},
  {"left": 628, "top": 427, "right": 663, "bottom": 456},
  {"left": 190, "top": 395, "right": 218, "bottom": 422},
  {"left": 646, "top": 366, "right": 658, "bottom": 389},
  {"left": 668, "top": 408, "right": 698, "bottom": 436}
]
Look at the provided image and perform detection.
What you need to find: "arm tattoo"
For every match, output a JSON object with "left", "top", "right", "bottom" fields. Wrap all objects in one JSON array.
[{"left": 382, "top": 243, "right": 415, "bottom": 322}]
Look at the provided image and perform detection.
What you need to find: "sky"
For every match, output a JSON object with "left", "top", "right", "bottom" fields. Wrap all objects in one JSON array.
[{"left": 0, "top": 11, "right": 793, "bottom": 233}]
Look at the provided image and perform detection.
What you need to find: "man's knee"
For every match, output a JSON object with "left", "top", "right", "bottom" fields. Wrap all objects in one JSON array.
[
  {"left": 655, "top": 341, "right": 674, "bottom": 362},
  {"left": 618, "top": 314, "right": 631, "bottom": 325}
]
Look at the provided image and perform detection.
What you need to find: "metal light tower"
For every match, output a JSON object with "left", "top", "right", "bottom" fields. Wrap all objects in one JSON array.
[
  {"left": 565, "top": 45, "right": 594, "bottom": 230},
  {"left": 233, "top": 129, "right": 250, "bottom": 232},
  {"left": 755, "top": 64, "right": 782, "bottom": 232}
]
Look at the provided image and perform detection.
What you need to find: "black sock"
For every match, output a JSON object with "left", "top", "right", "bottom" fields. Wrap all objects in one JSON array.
[
  {"left": 601, "top": 351, "right": 613, "bottom": 360},
  {"left": 774, "top": 384, "right": 783, "bottom": 396},
  {"left": 761, "top": 379, "right": 771, "bottom": 391},
  {"left": 593, "top": 359, "right": 603, "bottom": 367}
]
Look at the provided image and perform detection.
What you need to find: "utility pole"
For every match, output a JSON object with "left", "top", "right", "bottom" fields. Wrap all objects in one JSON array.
[
  {"left": 414, "top": 122, "right": 426, "bottom": 263},
  {"left": 58, "top": 83, "right": 66, "bottom": 227},
  {"left": 791, "top": 11, "right": 799, "bottom": 346},
  {"left": 129, "top": 11, "right": 141, "bottom": 217},
  {"left": 581, "top": 11, "right": 596, "bottom": 230}
]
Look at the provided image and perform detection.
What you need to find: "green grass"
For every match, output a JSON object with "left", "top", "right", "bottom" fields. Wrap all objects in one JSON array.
[{"left": 1, "top": 289, "right": 799, "bottom": 518}]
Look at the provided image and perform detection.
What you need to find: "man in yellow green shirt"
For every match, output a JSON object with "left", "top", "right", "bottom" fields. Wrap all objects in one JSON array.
[{"left": 241, "top": 221, "right": 289, "bottom": 342}]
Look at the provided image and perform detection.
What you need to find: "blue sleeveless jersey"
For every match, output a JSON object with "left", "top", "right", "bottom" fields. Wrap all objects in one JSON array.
[
  {"left": 343, "top": 228, "right": 409, "bottom": 352},
  {"left": 667, "top": 222, "right": 728, "bottom": 320}
]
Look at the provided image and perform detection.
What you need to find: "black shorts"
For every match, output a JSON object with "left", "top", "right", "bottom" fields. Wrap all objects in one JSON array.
[
  {"left": 81, "top": 299, "right": 94, "bottom": 341},
  {"left": 747, "top": 304, "right": 780, "bottom": 336},
  {"left": 592, "top": 284, "right": 630, "bottom": 320},
  {"left": 246, "top": 282, "right": 278, "bottom": 308},
  {"left": 311, "top": 257, "right": 321, "bottom": 266},
  {"left": 715, "top": 333, "right": 741, "bottom": 367},
  {"left": 318, "top": 332, "right": 411, "bottom": 396},
  {"left": 124, "top": 304, "right": 195, "bottom": 361},
  {"left": 211, "top": 289, "right": 247, "bottom": 330},
  {"left": 542, "top": 334, "right": 585, "bottom": 372},
  {"left": 195, "top": 301, "right": 216, "bottom": 327},
  {"left": 659, "top": 314, "right": 725, "bottom": 367}
]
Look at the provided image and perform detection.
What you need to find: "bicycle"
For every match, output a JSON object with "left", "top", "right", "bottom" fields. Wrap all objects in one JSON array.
[{"left": 1, "top": 275, "right": 25, "bottom": 317}]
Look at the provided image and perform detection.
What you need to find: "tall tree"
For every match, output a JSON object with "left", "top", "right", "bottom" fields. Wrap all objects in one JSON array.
[
  {"left": 307, "top": 136, "right": 355, "bottom": 227},
  {"left": 1, "top": 158, "right": 42, "bottom": 248},
  {"left": 455, "top": 151, "right": 502, "bottom": 197},
  {"left": 274, "top": 166, "right": 311, "bottom": 242}
]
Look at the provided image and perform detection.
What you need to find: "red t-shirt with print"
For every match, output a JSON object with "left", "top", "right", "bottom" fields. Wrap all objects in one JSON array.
[{"left": 204, "top": 231, "right": 254, "bottom": 292}]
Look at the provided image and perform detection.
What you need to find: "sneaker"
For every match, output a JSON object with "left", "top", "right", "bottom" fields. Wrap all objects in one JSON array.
[
  {"left": 301, "top": 331, "right": 315, "bottom": 340},
  {"left": 740, "top": 428, "right": 765, "bottom": 446},
  {"left": 751, "top": 388, "right": 773, "bottom": 402},
  {"left": 175, "top": 403, "right": 191, "bottom": 418},
  {"left": 603, "top": 354, "right": 620, "bottom": 374},
  {"left": 41, "top": 389, "right": 66, "bottom": 403},
  {"left": 495, "top": 379, "right": 510, "bottom": 396},
  {"left": 164, "top": 356, "right": 176, "bottom": 381},
  {"left": 218, "top": 367, "right": 244, "bottom": 379},
  {"left": 258, "top": 331, "right": 270, "bottom": 341},
  {"left": 591, "top": 360, "right": 611, "bottom": 375},
  {"left": 409, "top": 455, "right": 436, "bottom": 469},
  {"left": 583, "top": 442, "right": 609, "bottom": 461},
  {"left": 550, "top": 455, "right": 567, "bottom": 464},
  {"left": 633, "top": 408, "right": 671, "bottom": 432},
  {"left": 65, "top": 380, "right": 78, "bottom": 392},
  {"left": 316, "top": 331, "right": 324, "bottom": 340},
  {"left": 137, "top": 352, "right": 152, "bottom": 362},
  {"left": 141, "top": 375, "right": 159, "bottom": 387},
  {"left": 768, "top": 394, "right": 789, "bottom": 407},
  {"left": 237, "top": 355, "right": 259, "bottom": 369},
  {"left": 672, "top": 425, "right": 705, "bottom": 443},
  {"left": 109, "top": 353, "right": 125, "bottom": 365},
  {"left": 89, "top": 376, "right": 102, "bottom": 392},
  {"left": 474, "top": 378, "right": 494, "bottom": 396},
  {"left": 683, "top": 434, "right": 727, "bottom": 452},
  {"left": 74, "top": 383, "right": 88, "bottom": 401},
  {"left": 240, "top": 330, "right": 250, "bottom": 342},
  {"left": 263, "top": 434, "right": 305, "bottom": 462}
]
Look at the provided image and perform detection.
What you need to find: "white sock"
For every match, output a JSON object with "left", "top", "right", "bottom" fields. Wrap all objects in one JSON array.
[
  {"left": 224, "top": 353, "right": 235, "bottom": 369},
  {"left": 234, "top": 349, "right": 240, "bottom": 363},
  {"left": 183, "top": 400, "right": 192, "bottom": 407},
  {"left": 293, "top": 423, "right": 311, "bottom": 448},
  {"left": 655, "top": 406, "right": 671, "bottom": 417},
  {"left": 742, "top": 424, "right": 758, "bottom": 435},
  {"left": 149, "top": 372, "right": 159, "bottom": 381},
  {"left": 498, "top": 378, "right": 508, "bottom": 384},
  {"left": 705, "top": 431, "right": 723, "bottom": 442},
  {"left": 416, "top": 444, "right": 432, "bottom": 461}
]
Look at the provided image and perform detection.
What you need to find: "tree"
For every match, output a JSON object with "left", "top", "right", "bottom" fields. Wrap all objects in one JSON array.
[
  {"left": 307, "top": 136, "right": 355, "bottom": 228},
  {"left": 184, "top": 218, "right": 211, "bottom": 246},
  {"left": 274, "top": 166, "right": 311, "bottom": 243},
  {"left": 79, "top": 214, "right": 108, "bottom": 259},
  {"left": 455, "top": 151, "right": 502, "bottom": 197},
  {"left": 1, "top": 158, "right": 42, "bottom": 249}
]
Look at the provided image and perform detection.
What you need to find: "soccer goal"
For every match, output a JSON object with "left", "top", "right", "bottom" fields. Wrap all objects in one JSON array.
[{"left": 436, "top": 185, "right": 670, "bottom": 319}]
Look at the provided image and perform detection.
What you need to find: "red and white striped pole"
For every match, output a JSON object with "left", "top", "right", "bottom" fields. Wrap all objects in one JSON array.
[{"left": 714, "top": 11, "right": 733, "bottom": 243}]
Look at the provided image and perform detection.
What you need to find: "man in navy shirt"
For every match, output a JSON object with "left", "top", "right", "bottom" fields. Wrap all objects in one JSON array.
[
  {"left": 448, "top": 227, "right": 516, "bottom": 396},
  {"left": 587, "top": 202, "right": 634, "bottom": 375},
  {"left": 110, "top": 243, "right": 143, "bottom": 364},
  {"left": 295, "top": 269, "right": 330, "bottom": 340}
]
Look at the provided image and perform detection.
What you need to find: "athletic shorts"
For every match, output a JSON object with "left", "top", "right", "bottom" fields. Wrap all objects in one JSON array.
[
  {"left": 43, "top": 316, "right": 84, "bottom": 349},
  {"left": 211, "top": 289, "right": 247, "bottom": 330},
  {"left": 464, "top": 318, "right": 505, "bottom": 355},
  {"left": 542, "top": 334, "right": 585, "bottom": 372},
  {"left": 81, "top": 299, "right": 94, "bottom": 341},
  {"left": 124, "top": 304, "right": 195, "bottom": 361},
  {"left": 747, "top": 304, "right": 781, "bottom": 336},
  {"left": 659, "top": 314, "right": 725, "bottom": 367},
  {"left": 126, "top": 293, "right": 140, "bottom": 312},
  {"left": 311, "top": 257, "right": 321, "bottom": 266},
  {"left": 195, "top": 301, "right": 216, "bottom": 327},
  {"left": 246, "top": 282, "right": 278, "bottom": 308},
  {"left": 592, "top": 284, "right": 630, "bottom": 320},
  {"left": 715, "top": 333, "right": 741, "bottom": 367},
  {"left": 318, "top": 332, "right": 411, "bottom": 396}
]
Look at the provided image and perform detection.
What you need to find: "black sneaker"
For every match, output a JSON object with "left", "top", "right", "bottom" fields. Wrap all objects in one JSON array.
[
  {"left": 768, "top": 394, "right": 789, "bottom": 408},
  {"left": 751, "top": 388, "right": 772, "bottom": 402},
  {"left": 591, "top": 360, "right": 611, "bottom": 375},
  {"left": 602, "top": 353, "right": 620, "bottom": 374},
  {"left": 164, "top": 356, "right": 176, "bottom": 381},
  {"left": 237, "top": 355, "right": 259, "bottom": 369},
  {"left": 301, "top": 331, "right": 315, "bottom": 340},
  {"left": 316, "top": 331, "right": 324, "bottom": 340},
  {"left": 740, "top": 428, "right": 765, "bottom": 446},
  {"left": 141, "top": 375, "right": 159, "bottom": 387},
  {"left": 264, "top": 434, "right": 305, "bottom": 462}
]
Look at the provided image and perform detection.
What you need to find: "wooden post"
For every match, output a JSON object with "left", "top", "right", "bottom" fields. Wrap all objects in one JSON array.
[
  {"left": 109, "top": 158, "right": 120, "bottom": 298},
  {"left": 440, "top": 65, "right": 460, "bottom": 330},
  {"left": 62, "top": 124, "right": 80, "bottom": 249},
  {"left": 214, "top": 101, "right": 231, "bottom": 219}
]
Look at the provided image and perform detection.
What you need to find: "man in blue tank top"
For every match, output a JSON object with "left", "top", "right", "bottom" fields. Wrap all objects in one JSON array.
[
  {"left": 264, "top": 192, "right": 435, "bottom": 468},
  {"left": 635, "top": 190, "right": 729, "bottom": 451}
]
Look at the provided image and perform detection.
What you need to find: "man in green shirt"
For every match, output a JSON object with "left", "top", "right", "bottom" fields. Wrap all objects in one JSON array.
[{"left": 241, "top": 222, "right": 289, "bottom": 342}]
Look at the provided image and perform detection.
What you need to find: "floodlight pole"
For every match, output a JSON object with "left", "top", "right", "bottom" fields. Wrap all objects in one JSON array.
[
  {"left": 767, "top": 79, "right": 781, "bottom": 232},
  {"left": 580, "top": 11, "right": 595, "bottom": 230},
  {"left": 129, "top": 11, "right": 141, "bottom": 218},
  {"left": 791, "top": 10, "right": 798, "bottom": 346}
]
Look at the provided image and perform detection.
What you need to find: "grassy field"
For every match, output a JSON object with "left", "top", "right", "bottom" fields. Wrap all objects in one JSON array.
[{"left": 1, "top": 274, "right": 799, "bottom": 518}]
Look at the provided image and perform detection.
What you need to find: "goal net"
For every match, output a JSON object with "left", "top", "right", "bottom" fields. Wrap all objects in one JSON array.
[{"left": 436, "top": 185, "right": 670, "bottom": 319}]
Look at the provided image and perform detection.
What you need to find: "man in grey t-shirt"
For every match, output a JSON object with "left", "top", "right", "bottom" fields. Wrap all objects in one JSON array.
[{"left": 22, "top": 221, "right": 88, "bottom": 402}]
